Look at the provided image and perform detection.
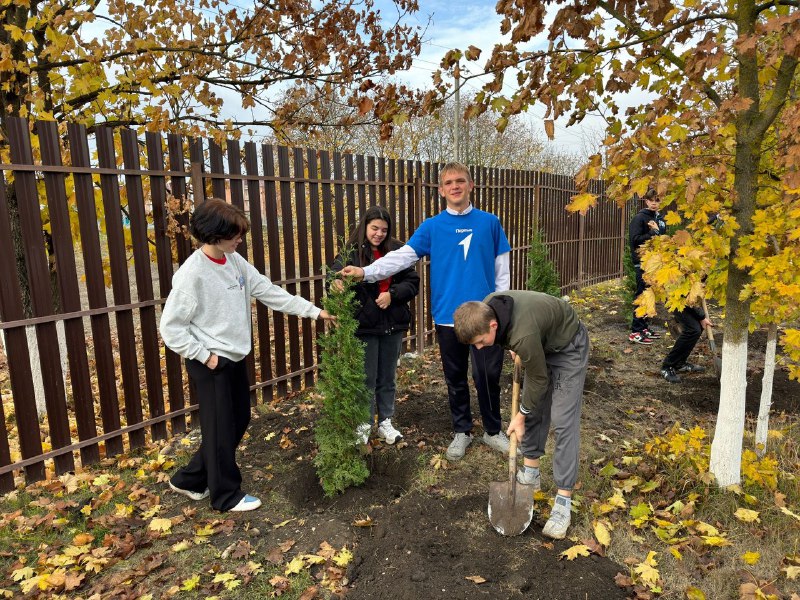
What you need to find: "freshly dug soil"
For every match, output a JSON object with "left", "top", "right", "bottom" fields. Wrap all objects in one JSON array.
[{"left": 224, "top": 284, "right": 798, "bottom": 599}]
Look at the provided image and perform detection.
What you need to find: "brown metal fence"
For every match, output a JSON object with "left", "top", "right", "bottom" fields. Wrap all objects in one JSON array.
[{"left": 0, "top": 117, "right": 625, "bottom": 492}]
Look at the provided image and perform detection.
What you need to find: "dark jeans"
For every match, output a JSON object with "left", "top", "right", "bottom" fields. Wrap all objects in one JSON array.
[
  {"left": 436, "top": 325, "right": 503, "bottom": 435},
  {"left": 631, "top": 264, "right": 651, "bottom": 333},
  {"left": 171, "top": 357, "right": 250, "bottom": 511},
  {"left": 359, "top": 332, "right": 404, "bottom": 422},
  {"left": 662, "top": 309, "right": 703, "bottom": 369}
]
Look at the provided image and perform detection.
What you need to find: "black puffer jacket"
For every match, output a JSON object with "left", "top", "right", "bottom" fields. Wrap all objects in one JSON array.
[
  {"left": 629, "top": 208, "right": 666, "bottom": 262},
  {"left": 330, "top": 240, "right": 420, "bottom": 336}
]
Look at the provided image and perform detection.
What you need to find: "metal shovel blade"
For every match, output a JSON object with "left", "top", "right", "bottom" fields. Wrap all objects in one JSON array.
[
  {"left": 487, "top": 356, "right": 534, "bottom": 536},
  {"left": 488, "top": 478, "right": 536, "bottom": 536}
]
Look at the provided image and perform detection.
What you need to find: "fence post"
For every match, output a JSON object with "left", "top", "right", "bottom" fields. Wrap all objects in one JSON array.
[
  {"left": 414, "top": 176, "right": 425, "bottom": 356},
  {"left": 578, "top": 212, "right": 586, "bottom": 288},
  {"left": 191, "top": 161, "right": 205, "bottom": 206}
]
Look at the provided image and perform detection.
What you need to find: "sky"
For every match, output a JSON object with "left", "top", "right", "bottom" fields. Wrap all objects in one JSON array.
[{"left": 384, "top": 0, "right": 608, "bottom": 157}]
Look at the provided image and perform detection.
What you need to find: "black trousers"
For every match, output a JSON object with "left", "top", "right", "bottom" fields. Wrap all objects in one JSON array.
[
  {"left": 630, "top": 264, "right": 651, "bottom": 333},
  {"left": 436, "top": 325, "right": 503, "bottom": 435},
  {"left": 662, "top": 309, "right": 703, "bottom": 369},
  {"left": 171, "top": 357, "right": 250, "bottom": 511}
]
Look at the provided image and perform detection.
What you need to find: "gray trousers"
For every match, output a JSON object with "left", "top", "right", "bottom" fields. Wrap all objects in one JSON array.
[
  {"left": 520, "top": 323, "right": 589, "bottom": 491},
  {"left": 359, "top": 332, "right": 404, "bottom": 423}
]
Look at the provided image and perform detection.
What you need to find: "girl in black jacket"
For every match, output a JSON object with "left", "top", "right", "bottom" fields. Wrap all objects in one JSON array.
[{"left": 331, "top": 206, "right": 420, "bottom": 444}]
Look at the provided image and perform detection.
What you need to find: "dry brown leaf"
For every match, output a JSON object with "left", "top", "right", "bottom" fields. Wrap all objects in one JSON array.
[
  {"left": 299, "top": 584, "right": 319, "bottom": 599},
  {"left": 614, "top": 572, "right": 634, "bottom": 588},
  {"left": 465, "top": 575, "right": 487, "bottom": 584}
]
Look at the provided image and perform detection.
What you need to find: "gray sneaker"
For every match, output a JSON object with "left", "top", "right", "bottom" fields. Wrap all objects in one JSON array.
[
  {"left": 542, "top": 499, "right": 571, "bottom": 539},
  {"left": 482, "top": 431, "right": 510, "bottom": 454},
  {"left": 446, "top": 432, "right": 472, "bottom": 461},
  {"left": 516, "top": 468, "right": 541, "bottom": 491}
]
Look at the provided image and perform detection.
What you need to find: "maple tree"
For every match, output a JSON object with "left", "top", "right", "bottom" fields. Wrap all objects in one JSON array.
[
  {"left": 0, "top": 0, "right": 429, "bottom": 140},
  {"left": 456, "top": 0, "right": 800, "bottom": 487},
  {"left": 0, "top": 0, "right": 430, "bottom": 315}
]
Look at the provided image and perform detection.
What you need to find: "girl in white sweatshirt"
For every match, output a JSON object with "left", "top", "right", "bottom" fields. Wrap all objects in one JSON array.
[{"left": 160, "top": 198, "right": 333, "bottom": 511}]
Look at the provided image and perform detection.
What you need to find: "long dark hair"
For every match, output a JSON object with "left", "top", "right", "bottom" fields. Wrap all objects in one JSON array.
[{"left": 344, "top": 205, "right": 396, "bottom": 266}]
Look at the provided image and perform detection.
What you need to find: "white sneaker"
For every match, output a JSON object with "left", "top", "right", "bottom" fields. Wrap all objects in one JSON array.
[
  {"left": 230, "top": 494, "right": 262, "bottom": 512},
  {"left": 482, "top": 431, "right": 510, "bottom": 454},
  {"left": 542, "top": 497, "right": 571, "bottom": 539},
  {"left": 377, "top": 419, "right": 403, "bottom": 445},
  {"left": 356, "top": 423, "right": 371, "bottom": 445},
  {"left": 446, "top": 432, "right": 472, "bottom": 461},
  {"left": 169, "top": 481, "right": 210, "bottom": 501},
  {"left": 516, "top": 467, "right": 541, "bottom": 491}
]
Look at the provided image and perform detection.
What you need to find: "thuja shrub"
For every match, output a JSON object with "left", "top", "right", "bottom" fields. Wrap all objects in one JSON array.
[
  {"left": 622, "top": 243, "right": 637, "bottom": 321},
  {"left": 526, "top": 229, "right": 561, "bottom": 296},
  {"left": 314, "top": 278, "right": 371, "bottom": 497}
]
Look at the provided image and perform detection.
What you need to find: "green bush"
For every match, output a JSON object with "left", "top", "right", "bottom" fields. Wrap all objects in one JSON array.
[
  {"left": 526, "top": 229, "right": 561, "bottom": 296},
  {"left": 622, "top": 243, "right": 637, "bottom": 322},
  {"left": 313, "top": 277, "right": 371, "bottom": 497}
]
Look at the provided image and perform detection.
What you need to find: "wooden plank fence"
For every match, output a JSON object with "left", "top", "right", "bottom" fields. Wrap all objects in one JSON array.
[{"left": 0, "top": 117, "right": 627, "bottom": 491}]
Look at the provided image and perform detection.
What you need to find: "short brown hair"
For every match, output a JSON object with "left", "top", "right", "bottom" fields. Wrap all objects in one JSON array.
[
  {"left": 439, "top": 162, "right": 472, "bottom": 183},
  {"left": 189, "top": 198, "right": 250, "bottom": 244},
  {"left": 453, "top": 301, "right": 495, "bottom": 344}
]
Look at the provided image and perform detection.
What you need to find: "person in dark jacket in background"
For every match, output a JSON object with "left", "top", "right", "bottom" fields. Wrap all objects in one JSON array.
[
  {"left": 661, "top": 305, "right": 711, "bottom": 383},
  {"left": 331, "top": 206, "right": 420, "bottom": 444},
  {"left": 628, "top": 188, "right": 666, "bottom": 344}
]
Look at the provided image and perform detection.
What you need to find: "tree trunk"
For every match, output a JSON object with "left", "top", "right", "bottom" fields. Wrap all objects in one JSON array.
[
  {"left": 709, "top": 101, "right": 760, "bottom": 487},
  {"left": 754, "top": 323, "right": 777, "bottom": 456}
]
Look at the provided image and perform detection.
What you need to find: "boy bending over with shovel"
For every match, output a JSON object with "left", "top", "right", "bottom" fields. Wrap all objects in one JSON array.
[{"left": 454, "top": 290, "right": 589, "bottom": 539}]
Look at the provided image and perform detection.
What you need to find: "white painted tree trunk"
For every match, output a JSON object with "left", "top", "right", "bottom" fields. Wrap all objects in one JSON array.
[
  {"left": 709, "top": 337, "right": 749, "bottom": 487},
  {"left": 1, "top": 323, "right": 68, "bottom": 418},
  {"left": 754, "top": 324, "right": 777, "bottom": 457}
]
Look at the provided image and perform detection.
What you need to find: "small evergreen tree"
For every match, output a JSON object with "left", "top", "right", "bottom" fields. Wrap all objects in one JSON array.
[
  {"left": 526, "top": 229, "right": 561, "bottom": 296},
  {"left": 622, "top": 243, "right": 637, "bottom": 322},
  {"left": 314, "top": 276, "right": 371, "bottom": 497}
]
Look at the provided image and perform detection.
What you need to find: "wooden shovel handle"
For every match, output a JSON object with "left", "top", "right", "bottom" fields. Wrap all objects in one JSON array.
[
  {"left": 508, "top": 355, "right": 523, "bottom": 480},
  {"left": 700, "top": 297, "right": 714, "bottom": 340}
]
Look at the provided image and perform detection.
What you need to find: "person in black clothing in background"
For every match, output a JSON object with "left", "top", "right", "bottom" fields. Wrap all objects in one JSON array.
[
  {"left": 628, "top": 189, "right": 666, "bottom": 344},
  {"left": 661, "top": 305, "right": 712, "bottom": 383},
  {"left": 331, "top": 206, "right": 420, "bottom": 444}
]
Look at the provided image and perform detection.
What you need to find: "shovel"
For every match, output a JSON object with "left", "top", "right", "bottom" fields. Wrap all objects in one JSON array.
[
  {"left": 488, "top": 355, "right": 535, "bottom": 536},
  {"left": 701, "top": 297, "right": 722, "bottom": 378}
]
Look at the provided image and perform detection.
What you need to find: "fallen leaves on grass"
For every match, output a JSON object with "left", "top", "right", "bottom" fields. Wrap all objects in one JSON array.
[
  {"left": 593, "top": 520, "right": 612, "bottom": 546},
  {"left": 741, "top": 551, "right": 761, "bottom": 565},
  {"left": 277, "top": 542, "right": 352, "bottom": 594}
]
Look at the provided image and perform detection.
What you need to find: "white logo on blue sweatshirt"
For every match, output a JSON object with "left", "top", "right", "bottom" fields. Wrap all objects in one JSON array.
[{"left": 458, "top": 233, "right": 473, "bottom": 260}]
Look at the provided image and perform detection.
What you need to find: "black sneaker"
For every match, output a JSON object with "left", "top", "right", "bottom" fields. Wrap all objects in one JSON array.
[
  {"left": 661, "top": 367, "right": 681, "bottom": 383},
  {"left": 643, "top": 328, "right": 661, "bottom": 339},
  {"left": 676, "top": 362, "right": 705, "bottom": 373}
]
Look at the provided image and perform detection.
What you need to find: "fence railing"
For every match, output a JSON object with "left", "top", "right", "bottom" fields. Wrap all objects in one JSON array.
[{"left": 0, "top": 117, "right": 626, "bottom": 492}]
